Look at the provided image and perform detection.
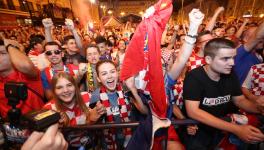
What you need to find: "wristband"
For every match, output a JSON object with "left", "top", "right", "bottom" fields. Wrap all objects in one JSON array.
[
  {"left": 6, "top": 44, "right": 19, "bottom": 52},
  {"left": 184, "top": 35, "right": 196, "bottom": 45}
]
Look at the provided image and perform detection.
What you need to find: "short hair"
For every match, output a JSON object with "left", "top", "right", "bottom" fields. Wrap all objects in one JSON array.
[
  {"left": 0, "top": 39, "right": 4, "bottom": 46},
  {"left": 204, "top": 38, "right": 235, "bottom": 58},
  {"left": 86, "top": 44, "right": 100, "bottom": 54},
  {"left": 95, "top": 36, "right": 106, "bottom": 45},
  {"left": 63, "top": 35, "right": 75, "bottom": 44},
  {"left": 44, "top": 41, "right": 62, "bottom": 51},
  {"left": 95, "top": 60, "right": 116, "bottom": 76}
]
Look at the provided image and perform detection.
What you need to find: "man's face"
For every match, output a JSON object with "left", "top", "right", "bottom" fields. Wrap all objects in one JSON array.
[
  {"left": 0, "top": 45, "right": 12, "bottom": 73},
  {"left": 34, "top": 43, "right": 44, "bottom": 53},
  {"left": 45, "top": 45, "right": 63, "bottom": 65},
  {"left": 86, "top": 47, "right": 100, "bottom": 64},
  {"left": 97, "top": 42, "right": 107, "bottom": 54},
  {"left": 66, "top": 39, "right": 78, "bottom": 53},
  {"left": 207, "top": 48, "right": 236, "bottom": 75},
  {"left": 118, "top": 40, "right": 126, "bottom": 51}
]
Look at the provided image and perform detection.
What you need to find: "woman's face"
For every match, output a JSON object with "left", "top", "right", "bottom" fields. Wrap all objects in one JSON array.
[
  {"left": 226, "top": 27, "right": 236, "bottom": 35},
  {"left": 97, "top": 63, "right": 118, "bottom": 92},
  {"left": 55, "top": 77, "right": 76, "bottom": 104}
]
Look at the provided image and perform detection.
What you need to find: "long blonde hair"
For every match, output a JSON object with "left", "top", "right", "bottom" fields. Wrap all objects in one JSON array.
[{"left": 51, "top": 72, "right": 90, "bottom": 126}]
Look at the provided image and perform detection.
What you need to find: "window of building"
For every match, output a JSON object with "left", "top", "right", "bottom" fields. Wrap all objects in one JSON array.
[
  {"left": 18, "top": 0, "right": 27, "bottom": 11},
  {"left": 7, "top": 0, "right": 15, "bottom": 10}
]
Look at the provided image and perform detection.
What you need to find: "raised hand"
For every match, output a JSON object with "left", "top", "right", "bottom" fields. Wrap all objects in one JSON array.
[
  {"left": 65, "top": 19, "right": 75, "bottom": 30},
  {"left": 42, "top": 18, "right": 53, "bottom": 29},
  {"left": 189, "top": 8, "right": 205, "bottom": 26}
]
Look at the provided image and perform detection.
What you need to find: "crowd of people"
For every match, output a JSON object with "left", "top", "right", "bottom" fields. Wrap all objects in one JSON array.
[{"left": 0, "top": 2, "right": 264, "bottom": 150}]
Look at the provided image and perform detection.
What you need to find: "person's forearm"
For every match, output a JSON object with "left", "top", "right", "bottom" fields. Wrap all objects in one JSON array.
[
  {"left": 187, "top": 106, "right": 239, "bottom": 134},
  {"left": 235, "top": 21, "right": 247, "bottom": 38},
  {"left": 8, "top": 47, "right": 38, "bottom": 78},
  {"left": 161, "top": 28, "right": 168, "bottom": 45},
  {"left": 234, "top": 96, "right": 260, "bottom": 114},
  {"left": 44, "top": 27, "right": 53, "bottom": 42},
  {"left": 241, "top": 87, "right": 259, "bottom": 102},
  {"left": 205, "top": 11, "right": 221, "bottom": 32},
  {"left": 168, "top": 41, "right": 194, "bottom": 80},
  {"left": 130, "top": 88, "right": 149, "bottom": 115},
  {"left": 71, "top": 29, "right": 84, "bottom": 56}
]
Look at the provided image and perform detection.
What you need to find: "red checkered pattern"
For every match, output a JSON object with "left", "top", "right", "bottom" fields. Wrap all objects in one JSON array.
[
  {"left": 43, "top": 92, "right": 91, "bottom": 126},
  {"left": 187, "top": 52, "right": 206, "bottom": 71},
  {"left": 161, "top": 48, "right": 173, "bottom": 64},
  {"left": 99, "top": 85, "right": 132, "bottom": 150},
  {"left": 44, "top": 64, "right": 78, "bottom": 84},
  {"left": 251, "top": 64, "right": 264, "bottom": 96},
  {"left": 172, "top": 78, "right": 184, "bottom": 109}
]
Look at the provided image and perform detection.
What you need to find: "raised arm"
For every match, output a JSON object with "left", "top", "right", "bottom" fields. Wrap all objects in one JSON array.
[
  {"left": 205, "top": 7, "right": 224, "bottom": 32},
  {"left": 65, "top": 19, "right": 84, "bottom": 56},
  {"left": 166, "top": 25, "right": 179, "bottom": 50},
  {"left": 42, "top": 18, "right": 53, "bottom": 42},
  {"left": 4, "top": 39, "right": 38, "bottom": 78},
  {"left": 235, "top": 18, "right": 249, "bottom": 38},
  {"left": 168, "top": 9, "right": 204, "bottom": 80},
  {"left": 244, "top": 21, "right": 264, "bottom": 52}
]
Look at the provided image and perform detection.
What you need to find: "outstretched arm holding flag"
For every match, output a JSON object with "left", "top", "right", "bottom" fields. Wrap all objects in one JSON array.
[{"left": 122, "top": 0, "right": 205, "bottom": 148}]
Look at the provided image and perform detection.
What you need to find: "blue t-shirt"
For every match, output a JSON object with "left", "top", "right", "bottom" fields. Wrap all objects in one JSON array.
[
  {"left": 41, "top": 71, "right": 51, "bottom": 89},
  {"left": 234, "top": 45, "right": 261, "bottom": 85}
]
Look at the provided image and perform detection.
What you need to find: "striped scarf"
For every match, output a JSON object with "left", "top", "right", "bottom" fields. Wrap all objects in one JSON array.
[
  {"left": 99, "top": 85, "right": 132, "bottom": 150},
  {"left": 86, "top": 63, "right": 95, "bottom": 92}
]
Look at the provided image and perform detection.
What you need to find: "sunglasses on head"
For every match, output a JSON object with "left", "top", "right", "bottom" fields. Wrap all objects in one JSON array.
[{"left": 45, "top": 50, "right": 61, "bottom": 56}]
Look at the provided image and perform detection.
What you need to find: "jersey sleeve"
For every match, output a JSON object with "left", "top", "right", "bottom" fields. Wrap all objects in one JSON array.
[{"left": 242, "top": 67, "right": 253, "bottom": 89}]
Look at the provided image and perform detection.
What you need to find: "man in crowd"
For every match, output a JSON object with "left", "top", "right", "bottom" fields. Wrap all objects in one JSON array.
[
  {"left": 234, "top": 21, "right": 264, "bottom": 84},
  {"left": 183, "top": 38, "right": 264, "bottom": 150},
  {"left": 0, "top": 39, "right": 44, "bottom": 119},
  {"left": 41, "top": 41, "right": 78, "bottom": 100}
]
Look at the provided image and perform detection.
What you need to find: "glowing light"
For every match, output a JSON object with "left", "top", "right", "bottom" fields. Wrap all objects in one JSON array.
[
  {"left": 90, "top": 0, "right": 96, "bottom": 4},
  {"left": 88, "top": 22, "right": 94, "bottom": 29},
  {"left": 108, "top": 10, "right": 113, "bottom": 15},
  {"left": 139, "top": 11, "right": 144, "bottom": 15},
  {"left": 120, "top": 12, "right": 125, "bottom": 16},
  {"left": 260, "top": 14, "right": 264, "bottom": 18}
]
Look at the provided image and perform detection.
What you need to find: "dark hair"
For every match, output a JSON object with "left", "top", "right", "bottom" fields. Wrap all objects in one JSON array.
[
  {"left": 86, "top": 44, "right": 100, "bottom": 54},
  {"left": 198, "top": 30, "right": 211, "bottom": 39},
  {"left": 63, "top": 35, "right": 75, "bottom": 44},
  {"left": 29, "top": 35, "right": 45, "bottom": 46},
  {"left": 204, "top": 38, "right": 235, "bottom": 58},
  {"left": 95, "top": 36, "right": 106, "bottom": 45},
  {"left": 44, "top": 41, "right": 62, "bottom": 51},
  {"left": 95, "top": 60, "right": 116, "bottom": 76},
  {"left": 0, "top": 39, "right": 4, "bottom": 46},
  {"left": 225, "top": 25, "right": 237, "bottom": 33}
]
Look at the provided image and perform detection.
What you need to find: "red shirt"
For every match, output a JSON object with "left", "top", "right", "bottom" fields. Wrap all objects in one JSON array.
[{"left": 0, "top": 70, "right": 44, "bottom": 119}]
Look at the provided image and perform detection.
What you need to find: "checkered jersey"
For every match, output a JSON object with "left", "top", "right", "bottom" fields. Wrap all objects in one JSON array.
[
  {"left": 172, "top": 78, "right": 184, "bottom": 109},
  {"left": 187, "top": 52, "right": 206, "bottom": 71},
  {"left": 43, "top": 92, "right": 91, "bottom": 126},
  {"left": 248, "top": 64, "right": 264, "bottom": 96}
]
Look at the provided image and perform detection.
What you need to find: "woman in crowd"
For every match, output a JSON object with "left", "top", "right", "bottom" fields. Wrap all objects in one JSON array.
[
  {"left": 43, "top": 72, "right": 105, "bottom": 149},
  {"left": 89, "top": 60, "right": 135, "bottom": 150}
]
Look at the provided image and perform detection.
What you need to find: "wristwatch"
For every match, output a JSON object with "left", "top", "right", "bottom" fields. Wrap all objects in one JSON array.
[{"left": 185, "top": 35, "right": 197, "bottom": 45}]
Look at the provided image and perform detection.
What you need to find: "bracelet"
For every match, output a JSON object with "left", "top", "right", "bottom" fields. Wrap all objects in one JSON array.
[
  {"left": 187, "top": 34, "right": 198, "bottom": 38},
  {"left": 184, "top": 36, "right": 196, "bottom": 45},
  {"left": 6, "top": 44, "right": 19, "bottom": 52}
]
